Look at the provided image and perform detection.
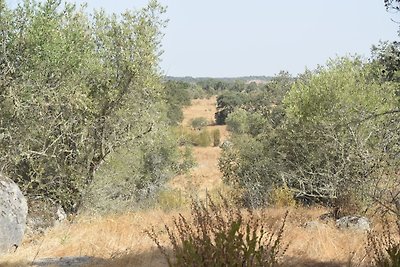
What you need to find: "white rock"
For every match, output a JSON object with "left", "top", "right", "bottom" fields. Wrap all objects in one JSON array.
[
  {"left": 336, "top": 216, "right": 371, "bottom": 231},
  {"left": 0, "top": 173, "right": 28, "bottom": 254}
]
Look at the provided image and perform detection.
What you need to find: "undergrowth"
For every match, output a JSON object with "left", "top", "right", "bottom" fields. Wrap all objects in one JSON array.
[
  {"left": 367, "top": 218, "right": 400, "bottom": 267},
  {"left": 146, "top": 194, "right": 288, "bottom": 267}
]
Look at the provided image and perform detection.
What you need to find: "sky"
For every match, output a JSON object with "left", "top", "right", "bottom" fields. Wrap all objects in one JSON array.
[{"left": 5, "top": 0, "right": 400, "bottom": 77}]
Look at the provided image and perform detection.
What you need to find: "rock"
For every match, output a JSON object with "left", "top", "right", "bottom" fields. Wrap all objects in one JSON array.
[
  {"left": 26, "top": 199, "right": 67, "bottom": 234},
  {"left": 0, "top": 173, "right": 28, "bottom": 254},
  {"left": 335, "top": 216, "right": 371, "bottom": 231}
]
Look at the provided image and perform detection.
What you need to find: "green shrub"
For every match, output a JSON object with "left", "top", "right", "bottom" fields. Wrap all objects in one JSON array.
[
  {"left": 173, "top": 127, "right": 212, "bottom": 147},
  {"left": 190, "top": 117, "right": 209, "bottom": 130},
  {"left": 147, "top": 194, "right": 288, "bottom": 267},
  {"left": 173, "top": 126, "right": 194, "bottom": 146},
  {"left": 156, "top": 188, "right": 188, "bottom": 211},
  {"left": 226, "top": 109, "right": 249, "bottom": 134},
  {"left": 177, "top": 145, "right": 196, "bottom": 174},
  {"left": 269, "top": 185, "right": 297, "bottom": 208},
  {"left": 194, "top": 129, "right": 212, "bottom": 147},
  {"left": 212, "top": 129, "right": 221, "bottom": 147}
]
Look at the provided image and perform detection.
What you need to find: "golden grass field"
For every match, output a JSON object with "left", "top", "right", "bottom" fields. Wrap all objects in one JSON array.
[{"left": 0, "top": 97, "right": 382, "bottom": 267}]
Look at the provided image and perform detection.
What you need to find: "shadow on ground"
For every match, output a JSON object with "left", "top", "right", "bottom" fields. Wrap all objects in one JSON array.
[
  {"left": 1, "top": 253, "right": 359, "bottom": 267},
  {"left": 0, "top": 249, "right": 167, "bottom": 267}
]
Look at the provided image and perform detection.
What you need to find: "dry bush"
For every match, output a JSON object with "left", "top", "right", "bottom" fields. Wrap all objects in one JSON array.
[
  {"left": 367, "top": 217, "right": 400, "bottom": 266},
  {"left": 269, "top": 185, "right": 297, "bottom": 208},
  {"left": 147, "top": 194, "right": 288, "bottom": 267},
  {"left": 173, "top": 126, "right": 212, "bottom": 147},
  {"left": 156, "top": 188, "right": 189, "bottom": 211},
  {"left": 190, "top": 117, "right": 210, "bottom": 130},
  {"left": 212, "top": 128, "right": 221, "bottom": 147}
]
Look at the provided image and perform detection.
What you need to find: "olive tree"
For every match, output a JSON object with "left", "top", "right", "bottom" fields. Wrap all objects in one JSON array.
[{"left": 0, "top": 0, "right": 168, "bottom": 213}]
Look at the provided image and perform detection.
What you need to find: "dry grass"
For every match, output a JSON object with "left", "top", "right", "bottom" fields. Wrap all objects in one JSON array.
[
  {"left": 182, "top": 96, "right": 229, "bottom": 141},
  {"left": 0, "top": 97, "right": 380, "bottom": 266},
  {"left": 0, "top": 210, "right": 183, "bottom": 266},
  {"left": 0, "top": 207, "right": 372, "bottom": 267},
  {"left": 169, "top": 96, "right": 227, "bottom": 199}
]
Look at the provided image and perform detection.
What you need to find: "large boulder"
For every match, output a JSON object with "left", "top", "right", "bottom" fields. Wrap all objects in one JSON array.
[{"left": 0, "top": 174, "right": 28, "bottom": 254}]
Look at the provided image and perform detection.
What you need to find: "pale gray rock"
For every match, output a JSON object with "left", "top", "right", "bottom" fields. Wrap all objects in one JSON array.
[
  {"left": 335, "top": 216, "right": 371, "bottom": 231},
  {"left": 0, "top": 173, "right": 28, "bottom": 254}
]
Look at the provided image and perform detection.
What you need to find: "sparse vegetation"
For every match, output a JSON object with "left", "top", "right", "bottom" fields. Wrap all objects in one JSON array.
[
  {"left": 190, "top": 117, "right": 209, "bottom": 130},
  {"left": 367, "top": 218, "right": 400, "bottom": 267},
  {"left": 212, "top": 129, "right": 221, "bottom": 147},
  {"left": 147, "top": 194, "right": 288, "bottom": 267}
]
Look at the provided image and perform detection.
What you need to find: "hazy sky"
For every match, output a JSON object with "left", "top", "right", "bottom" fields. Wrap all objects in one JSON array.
[{"left": 6, "top": 0, "right": 400, "bottom": 77}]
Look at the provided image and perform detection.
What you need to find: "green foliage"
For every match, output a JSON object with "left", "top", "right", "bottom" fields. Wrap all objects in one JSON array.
[
  {"left": 215, "top": 71, "right": 293, "bottom": 126},
  {"left": 190, "top": 117, "right": 209, "bottom": 130},
  {"left": 212, "top": 129, "right": 221, "bottom": 147},
  {"left": 226, "top": 109, "right": 249, "bottom": 134},
  {"left": 82, "top": 124, "right": 179, "bottom": 214},
  {"left": 164, "top": 81, "right": 192, "bottom": 126},
  {"left": 174, "top": 126, "right": 212, "bottom": 147},
  {"left": 219, "top": 57, "right": 400, "bottom": 207},
  {"left": 268, "top": 185, "right": 297, "bottom": 208},
  {"left": 147, "top": 194, "right": 288, "bottom": 267},
  {"left": 177, "top": 145, "right": 196, "bottom": 174},
  {"left": 156, "top": 188, "right": 188, "bottom": 211},
  {"left": 0, "top": 0, "right": 170, "bottom": 213},
  {"left": 194, "top": 129, "right": 212, "bottom": 147},
  {"left": 215, "top": 92, "right": 247, "bottom": 125},
  {"left": 226, "top": 109, "right": 269, "bottom": 136}
]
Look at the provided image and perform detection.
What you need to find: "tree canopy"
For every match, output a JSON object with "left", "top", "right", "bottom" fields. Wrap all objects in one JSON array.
[{"left": 0, "top": 0, "right": 172, "bottom": 213}]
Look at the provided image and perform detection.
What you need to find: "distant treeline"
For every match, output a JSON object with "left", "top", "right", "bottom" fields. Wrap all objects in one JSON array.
[{"left": 165, "top": 75, "right": 274, "bottom": 84}]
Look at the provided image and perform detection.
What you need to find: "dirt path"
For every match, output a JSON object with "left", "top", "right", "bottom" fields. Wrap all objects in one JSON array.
[{"left": 169, "top": 96, "right": 228, "bottom": 195}]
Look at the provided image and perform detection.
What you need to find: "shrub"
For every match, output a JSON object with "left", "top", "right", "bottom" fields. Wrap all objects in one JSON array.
[
  {"left": 174, "top": 126, "right": 195, "bottom": 146},
  {"left": 269, "top": 185, "right": 297, "bottom": 208},
  {"left": 156, "top": 188, "right": 189, "bottom": 211},
  {"left": 190, "top": 117, "right": 209, "bottom": 130},
  {"left": 176, "top": 145, "right": 196, "bottom": 174},
  {"left": 367, "top": 218, "right": 400, "bottom": 266},
  {"left": 194, "top": 129, "right": 212, "bottom": 147},
  {"left": 173, "top": 127, "right": 212, "bottom": 147},
  {"left": 81, "top": 128, "right": 179, "bottom": 214},
  {"left": 226, "top": 109, "right": 249, "bottom": 134},
  {"left": 212, "top": 129, "right": 221, "bottom": 147},
  {"left": 147, "top": 194, "right": 288, "bottom": 267}
]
